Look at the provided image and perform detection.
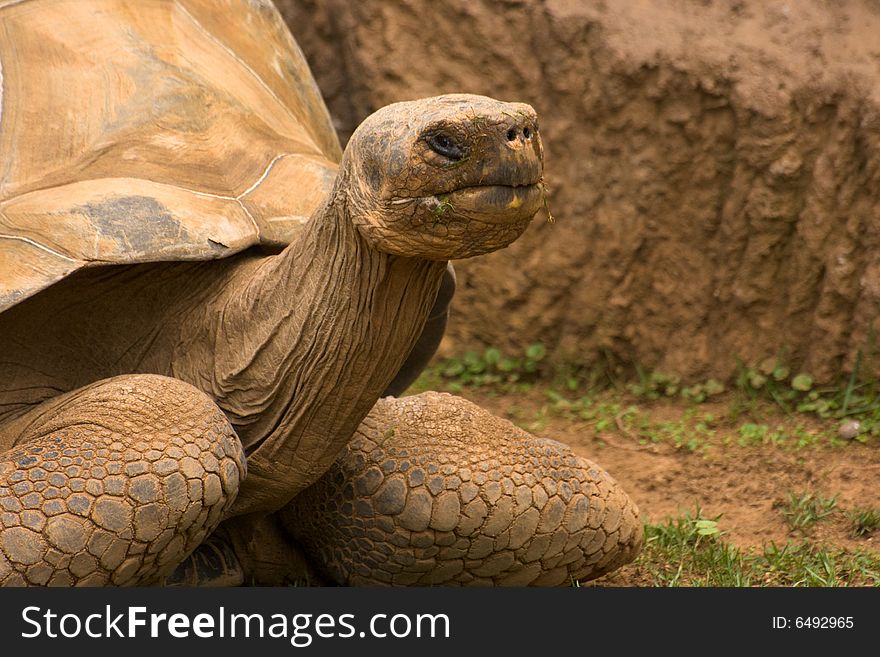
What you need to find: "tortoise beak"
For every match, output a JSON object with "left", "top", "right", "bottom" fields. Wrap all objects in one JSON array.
[
  {"left": 439, "top": 183, "right": 544, "bottom": 225},
  {"left": 427, "top": 100, "right": 543, "bottom": 224}
]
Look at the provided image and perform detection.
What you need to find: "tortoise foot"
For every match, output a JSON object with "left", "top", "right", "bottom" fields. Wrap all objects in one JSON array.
[
  {"left": 280, "top": 392, "right": 642, "bottom": 586},
  {"left": 0, "top": 375, "right": 246, "bottom": 586},
  {"left": 165, "top": 532, "right": 244, "bottom": 587}
]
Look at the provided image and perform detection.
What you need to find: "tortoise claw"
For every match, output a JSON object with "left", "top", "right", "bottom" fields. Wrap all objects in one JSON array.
[{"left": 165, "top": 534, "right": 244, "bottom": 587}]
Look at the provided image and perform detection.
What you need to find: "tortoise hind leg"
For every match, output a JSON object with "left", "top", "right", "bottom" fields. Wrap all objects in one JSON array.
[
  {"left": 0, "top": 374, "right": 245, "bottom": 586},
  {"left": 280, "top": 392, "right": 643, "bottom": 586}
]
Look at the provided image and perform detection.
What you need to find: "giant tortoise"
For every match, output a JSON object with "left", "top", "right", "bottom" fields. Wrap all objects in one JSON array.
[{"left": 0, "top": 0, "right": 642, "bottom": 586}]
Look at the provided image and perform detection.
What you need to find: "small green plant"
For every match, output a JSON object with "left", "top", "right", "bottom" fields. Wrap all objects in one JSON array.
[
  {"left": 681, "top": 379, "right": 726, "bottom": 403},
  {"left": 433, "top": 343, "right": 548, "bottom": 391},
  {"left": 628, "top": 369, "right": 725, "bottom": 404},
  {"left": 510, "top": 389, "right": 640, "bottom": 435},
  {"left": 779, "top": 491, "right": 838, "bottom": 532},
  {"left": 430, "top": 195, "right": 454, "bottom": 219},
  {"left": 729, "top": 422, "right": 829, "bottom": 449},
  {"left": 735, "top": 356, "right": 803, "bottom": 409},
  {"left": 628, "top": 370, "right": 681, "bottom": 400},
  {"left": 791, "top": 373, "right": 813, "bottom": 392},
  {"left": 736, "top": 422, "right": 771, "bottom": 446},
  {"left": 732, "top": 350, "right": 880, "bottom": 440},
  {"left": 693, "top": 518, "right": 722, "bottom": 538},
  {"left": 649, "top": 508, "right": 724, "bottom": 544},
  {"left": 635, "top": 409, "right": 716, "bottom": 451},
  {"left": 849, "top": 508, "right": 880, "bottom": 538}
]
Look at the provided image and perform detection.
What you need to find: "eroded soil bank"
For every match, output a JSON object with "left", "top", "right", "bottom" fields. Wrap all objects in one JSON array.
[{"left": 277, "top": 0, "right": 880, "bottom": 383}]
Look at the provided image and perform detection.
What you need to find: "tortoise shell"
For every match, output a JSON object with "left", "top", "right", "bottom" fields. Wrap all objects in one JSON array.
[{"left": 0, "top": 0, "right": 341, "bottom": 312}]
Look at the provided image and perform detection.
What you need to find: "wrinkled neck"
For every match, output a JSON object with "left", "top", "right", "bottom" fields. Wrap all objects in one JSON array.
[{"left": 199, "top": 192, "right": 446, "bottom": 513}]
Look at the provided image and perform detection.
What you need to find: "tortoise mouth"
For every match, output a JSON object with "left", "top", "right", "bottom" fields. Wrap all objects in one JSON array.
[{"left": 438, "top": 183, "right": 543, "bottom": 224}]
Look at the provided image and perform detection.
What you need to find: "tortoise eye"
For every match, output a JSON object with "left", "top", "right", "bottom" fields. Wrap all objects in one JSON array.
[{"left": 426, "top": 132, "right": 465, "bottom": 161}]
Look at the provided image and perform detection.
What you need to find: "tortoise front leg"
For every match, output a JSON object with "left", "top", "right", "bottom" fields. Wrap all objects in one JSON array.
[
  {"left": 280, "top": 392, "right": 643, "bottom": 586},
  {"left": 0, "top": 374, "right": 245, "bottom": 586}
]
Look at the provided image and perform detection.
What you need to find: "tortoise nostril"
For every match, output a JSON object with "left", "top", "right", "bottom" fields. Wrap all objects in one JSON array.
[
  {"left": 523, "top": 127, "right": 531, "bottom": 138},
  {"left": 506, "top": 128, "right": 517, "bottom": 141}
]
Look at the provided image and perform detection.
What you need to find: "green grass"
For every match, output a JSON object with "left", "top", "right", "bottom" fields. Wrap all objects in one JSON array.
[
  {"left": 410, "top": 346, "right": 875, "bottom": 451},
  {"left": 408, "top": 344, "right": 547, "bottom": 395},
  {"left": 731, "top": 422, "right": 835, "bottom": 449},
  {"left": 610, "top": 510, "right": 880, "bottom": 587},
  {"left": 849, "top": 508, "right": 880, "bottom": 538},
  {"left": 779, "top": 491, "right": 838, "bottom": 532},
  {"left": 413, "top": 342, "right": 880, "bottom": 446},
  {"left": 632, "top": 409, "right": 717, "bottom": 451},
  {"left": 730, "top": 352, "right": 880, "bottom": 438}
]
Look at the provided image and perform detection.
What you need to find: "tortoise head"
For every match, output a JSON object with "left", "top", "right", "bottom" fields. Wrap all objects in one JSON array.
[{"left": 339, "top": 94, "right": 545, "bottom": 260}]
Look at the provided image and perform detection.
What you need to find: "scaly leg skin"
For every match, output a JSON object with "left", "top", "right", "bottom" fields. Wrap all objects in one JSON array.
[
  {"left": 0, "top": 374, "right": 246, "bottom": 586},
  {"left": 169, "top": 262, "right": 457, "bottom": 588},
  {"left": 280, "top": 392, "right": 643, "bottom": 586}
]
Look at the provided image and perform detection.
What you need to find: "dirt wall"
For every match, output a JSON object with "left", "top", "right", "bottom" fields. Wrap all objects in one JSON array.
[{"left": 276, "top": 0, "right": 880, "bottom": 383}]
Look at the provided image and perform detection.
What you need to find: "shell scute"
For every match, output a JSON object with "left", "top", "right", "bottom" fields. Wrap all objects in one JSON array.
[{"left": 0, "top": 0, "right": 340, "bottom": 313}]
